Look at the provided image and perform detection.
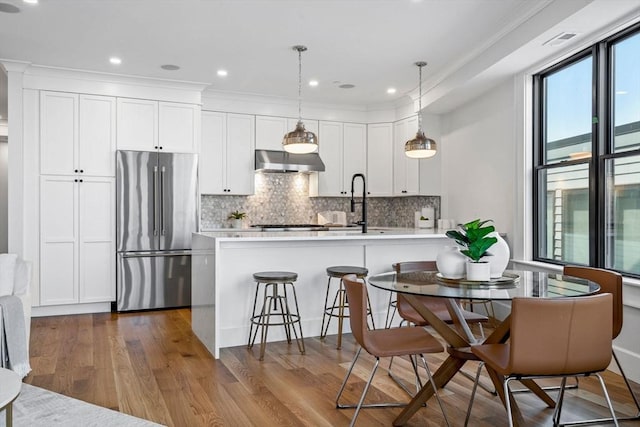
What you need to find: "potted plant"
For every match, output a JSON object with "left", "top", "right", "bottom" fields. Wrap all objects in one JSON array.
[
  {"left": 445, "top": 219, "right": 497, "bottom": 281},
  {"left": 228, "top": 210, "right": 247, "bottom": 229}
]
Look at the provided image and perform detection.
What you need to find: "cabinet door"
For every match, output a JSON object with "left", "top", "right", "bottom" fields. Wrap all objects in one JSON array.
[
  {"left": 40, "top": 91, "right": 77, "bottom": 175},
  {"left": 159, "top": 102, "right": 200, "bottom": 153},
  {"left": 79, "top": 177, "right": 115, "bottom": 303},
  {"left": 79, "top": 95, "right": 116, "bottom": 176},
  {"left": 255, "top": 116, "right": 288, "bottom": 151},
  {"left": 393, "top": 116, "right": 421, "bottom": 195},
  {"left": 117, "top": 98, "right": 158, "bottom": 151},
  {"left": 226, "top": 113, "right": 255, "bottom": 195},
  {"left": 200, "top": 111, "right": 226, "bottom": 194},
  {"left": 343, "top": 123, "right": 367, "bottom": 193},
  {"left": 367, "top": 123, "right": 393, "bottom": 196},
  {"left": 40, "top": 175, "right": 78, "bottom": 305},
  {"left": 316, "top": 121, "right": 344, "bottom": 196}
]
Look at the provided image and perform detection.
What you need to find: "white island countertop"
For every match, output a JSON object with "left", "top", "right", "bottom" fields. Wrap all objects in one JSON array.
[
  {"left": 197, "top": 227, "right": 448, "bottom": 242},
  {"left": 191, "top": 227, "right": 454, "bottom": 358}
]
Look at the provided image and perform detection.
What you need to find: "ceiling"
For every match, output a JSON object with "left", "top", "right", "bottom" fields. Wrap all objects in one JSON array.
[{"left": 1, "top": 0, "right": 640, "bottom": 124}]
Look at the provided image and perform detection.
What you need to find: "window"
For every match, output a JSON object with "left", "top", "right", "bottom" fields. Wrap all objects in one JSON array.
[{"left": 534, "top": 24, "right": 640, "bottom": 277}]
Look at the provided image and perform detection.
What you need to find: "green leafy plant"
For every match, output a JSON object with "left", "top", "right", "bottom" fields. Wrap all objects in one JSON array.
[
  {"left": 420, "top": 216, "right": 429, "bottom": 220},
  {"left": 445, "top": 219, "right": 497, "bottom": 262},
  {"left": 227, "top": 210, "right": 247, "bottom": 220}
]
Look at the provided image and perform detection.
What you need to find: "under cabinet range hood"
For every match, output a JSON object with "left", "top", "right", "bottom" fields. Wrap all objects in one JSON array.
[{"left": 255, "top": 149, "right": 325, "bottom": 173}]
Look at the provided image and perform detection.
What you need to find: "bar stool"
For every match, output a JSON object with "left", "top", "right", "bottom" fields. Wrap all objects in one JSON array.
[
  {"left": 248, "top": 271, "right": 305, "bottom": 360},
  {"left": 320, "top": 265, "right": 375, "bottom": 349}
]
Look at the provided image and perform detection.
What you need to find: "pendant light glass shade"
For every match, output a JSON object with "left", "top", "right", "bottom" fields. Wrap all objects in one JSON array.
[
  {"left": 283, "top": 45, "right": 318, "bottom": 154},
  {"left": 405, "top": 61, "right": 437, "bottom": 158}
]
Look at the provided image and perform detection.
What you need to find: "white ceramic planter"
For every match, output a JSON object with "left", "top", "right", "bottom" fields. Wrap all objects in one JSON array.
[
  {"left": 231, "top": 219, "right": 243, "bottom": 229},
  {"left": 466, "top": 261, "right": 490, "bottom": 281},
  {"left": 436, "top": 246, "right": 466, "bottom": 279},
  {"left": 481, "top": 232, "right": 510, "bottom": 278},
  {"left": 418, "top": 219, "right": 434, "bottom": 229}
]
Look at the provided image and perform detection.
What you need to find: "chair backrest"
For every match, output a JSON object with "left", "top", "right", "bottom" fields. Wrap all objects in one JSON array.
[
  {"left": 342, "top": 274, "right": 371, "bottom": 349},
  {"left": 508, "top": 294, "right": 613, "bottom": 376},
  {"left": 392, "top": 260, "right": 437, "bottom": 274},
  {"left": 392, "top": 261, "right": 439, "bottom": 319},
  {"left": 563, "top": 265, "right": 623, "bottom": 339}
]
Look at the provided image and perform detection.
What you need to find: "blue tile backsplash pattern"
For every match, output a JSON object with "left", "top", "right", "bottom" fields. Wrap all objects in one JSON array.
[{"left": 201, "top": 173, "right": 440, "bottom": 229}]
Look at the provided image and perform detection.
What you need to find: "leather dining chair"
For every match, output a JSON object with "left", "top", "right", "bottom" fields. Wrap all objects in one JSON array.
[
  {"left": 388, "top": 261, "right": 490, "bottom": 396},
  {"left": 563, "top": 265, "right": 640, "bottom": 424},
  {"left": 468, "top": 294, "right": 618, "bottom": 427},
  {"left": 335, "top": 274, "right": 450, "bottom": 427}
]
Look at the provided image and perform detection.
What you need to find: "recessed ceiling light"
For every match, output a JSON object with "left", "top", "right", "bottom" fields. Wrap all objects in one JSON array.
[
  {"left": 309, "top": 80, "right": 319, "bottom": 87},
  {"left": 339, "top": 84, "right": 355, "bottom": 89},
  {"left": 387, "top": 88, "right": 397, "bottom": 94},
  {"left": 161, "top": 64, "right": 180, "bottom": 71},
  {"left": 217, "top": 69, "right": 228, "bottom": 77},
  {"left": 23, "top": 0, "right": 38, "bottom": 4},
  {"left": 109, "top": 57, "right": 122, "bottom": 65}
]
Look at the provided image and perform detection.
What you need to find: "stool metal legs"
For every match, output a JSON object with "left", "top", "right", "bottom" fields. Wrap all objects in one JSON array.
[
  {"left": 320, "top": 277, "right": 375, "bottom": 349},
  {"left": 248, "top": 281, "right": 305, "bottom": 360}
]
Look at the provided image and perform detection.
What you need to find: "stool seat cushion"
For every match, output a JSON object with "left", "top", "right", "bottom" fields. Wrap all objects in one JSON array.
[
  {"left": 326, "top": 266, "right": 368, "bottom": 278},
  {"left": 253, "top": 271, "right": 298, "bottom": 282}
]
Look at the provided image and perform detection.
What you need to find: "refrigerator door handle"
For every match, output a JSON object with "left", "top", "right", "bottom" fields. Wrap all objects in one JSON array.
[
  {"left": 160, "top": 166, "right": 166, "bottom": 235},
  {"left": 153, "top": 166, "right": 159, "bottom": 235},
  {"left": 121, "top": 250, "right": 192, "bottom": 258}
]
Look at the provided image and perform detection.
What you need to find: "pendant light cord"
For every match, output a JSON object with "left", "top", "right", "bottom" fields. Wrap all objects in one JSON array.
[
  {"left": 297, "top": 48, "right": 302, "bottom": 121},
  {"left": 417, "top": 62, "right": 423, "bottom": 133}
]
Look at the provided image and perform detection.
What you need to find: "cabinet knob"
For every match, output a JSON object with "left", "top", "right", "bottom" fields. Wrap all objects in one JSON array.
[
  {"left": 74, "top": 179, "right": 78, "bottom": 182},
  {"left": 80, "top": 169, "right": 84, "bottom": 173},
  {"left": 74, "top": 169, "right": 78, "bottom": 173},
  {"left": 79, "top": 179, "right": 83, "bottom": 183},
  {"left": 402, "top": 190, "right": 407, "bottom": 194},
  {"left": 159, "top": 146, "right": 163, "bottom": 150}
]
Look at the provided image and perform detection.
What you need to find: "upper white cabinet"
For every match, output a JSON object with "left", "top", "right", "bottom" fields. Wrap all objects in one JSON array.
[
  {"left": 40, "top": 91, "right": 116, "bottom": 177},
  {"left": 393, "top": 116, "right": 421, "bottom": 195},
  {"left": 311, "top": 121, "right": 366, "bottom": 197},
  {"left": 366, "top": 123, "right": 393, "bottom": 197},
  {"left": 159, "top": 102, "right": 200, "bottom": 153},
  {"left": 117, "top": 98, "right": 199, "bottom": 153},
  {"left": 255, "top": 116, "right": 288, "bottom": 151},
  {"left": 200, "top": 111, "right": 255, "bottom": 195}
]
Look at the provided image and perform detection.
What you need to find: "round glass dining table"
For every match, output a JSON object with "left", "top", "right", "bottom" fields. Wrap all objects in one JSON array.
[{"left": 367, "top": 268, "right": 601, "bottom": 427}]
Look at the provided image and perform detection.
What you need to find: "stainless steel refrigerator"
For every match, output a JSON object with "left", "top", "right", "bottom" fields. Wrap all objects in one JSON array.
[{"left": 116, "top": 150, "right": 198, "bottom": 311}]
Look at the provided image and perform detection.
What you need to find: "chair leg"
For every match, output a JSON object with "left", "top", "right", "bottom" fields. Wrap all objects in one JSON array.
[
  {"left": 464, "top": 361, "right": 484, "bottom": 427},
  {"left": 504, "top": 378, "right": 515, "bottom": 427},
  {"left": 336, "top": 347, "right": 363, "bottom": 407},
  {"left": 558, "top": 351, "right": 640, "bottom": 426},
  {"left": 384, "top": 292, "right": 397, "bottom": 328},
  {"left": 552, "top": 377, "right": 568, "bottom": 426},
  {"left": 419, "top": 354, "right": 451, "bottom": 427},
  {"left": 595, "top": 373, "right": 620, "bottom": 427},
  {"left": 320, "top": 276, "right": 333, "bottom": 339}
]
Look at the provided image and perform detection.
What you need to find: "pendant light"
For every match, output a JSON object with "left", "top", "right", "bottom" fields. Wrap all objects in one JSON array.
[
  {"left": 283, "top": 45, "right": 318, "bottom": 154},
  {"left": 405, "top": 61, "right": 437, "bottom": 159}
]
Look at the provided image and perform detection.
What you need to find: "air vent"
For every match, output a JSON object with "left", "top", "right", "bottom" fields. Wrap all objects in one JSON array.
[{"left": 543, "top": 32, "right": 579, "bottom": 47}]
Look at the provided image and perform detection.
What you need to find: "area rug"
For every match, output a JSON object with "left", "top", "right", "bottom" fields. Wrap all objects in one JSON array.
[{"left": 0, "top": 383, "right": 164, "bottom": 427}]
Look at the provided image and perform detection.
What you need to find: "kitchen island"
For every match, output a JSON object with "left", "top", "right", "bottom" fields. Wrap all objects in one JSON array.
[{"left": 192, "top": 228, "right": 454, "bottom": 358}]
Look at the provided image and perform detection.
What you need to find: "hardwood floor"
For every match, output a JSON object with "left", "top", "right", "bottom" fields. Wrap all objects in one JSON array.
[{"left": 25, "top": 309, "right": 640, "bottom": 426}]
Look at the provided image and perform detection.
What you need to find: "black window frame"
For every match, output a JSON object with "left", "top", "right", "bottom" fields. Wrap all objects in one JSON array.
[{"left": 533, "top": 22, "right": 640, "bottom": 278}]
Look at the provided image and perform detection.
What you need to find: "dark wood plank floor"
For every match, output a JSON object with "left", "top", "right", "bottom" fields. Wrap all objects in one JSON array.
[{"left": 25, "top": 309, "right": 640, "bottom": 426}]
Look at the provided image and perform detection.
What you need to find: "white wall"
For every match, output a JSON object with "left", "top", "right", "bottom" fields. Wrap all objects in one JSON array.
[
  {"left": 0, "top": 138, "right": 7, "bottom": 253},
  {"left": 440, "top": 78, "right": 517, "bottom": 238}
]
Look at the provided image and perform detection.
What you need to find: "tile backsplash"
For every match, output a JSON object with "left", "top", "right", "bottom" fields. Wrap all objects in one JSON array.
[{"left": 201, "top": 173, "right": 440, "bottom": 229}]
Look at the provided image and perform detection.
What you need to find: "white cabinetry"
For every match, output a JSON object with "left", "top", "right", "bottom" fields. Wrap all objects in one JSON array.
[
  {"left": 393, "top": 116, "right": 421, "bottom": 195},
  {"left": 39, "top": 90, "right": 116, "bottom": 306},
  {"left": 200, "top": 111, "right": 255, "bottom": 195},
  {"left": 39, "top": 175, "right": 115, "bottom": 305},
  {"left": 40, "top": 92, "right": 116, "bottom": 177},
  {"left": 311, "top": 121, "right": 366, "bottom": 196},
  {"left": 117, "top": 98, "right": 199, "bottom": 153},
  {"left": 366, "top": 123, "right": 393, "bottom": 196}
]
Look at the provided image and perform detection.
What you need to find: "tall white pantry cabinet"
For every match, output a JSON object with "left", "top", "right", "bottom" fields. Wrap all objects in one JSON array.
[{"left": 39, "top": 91, "right": 116, "bottom": 305}]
